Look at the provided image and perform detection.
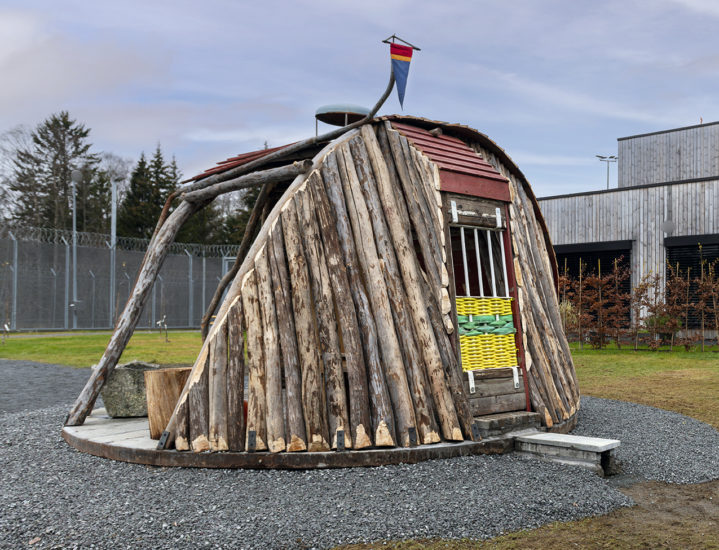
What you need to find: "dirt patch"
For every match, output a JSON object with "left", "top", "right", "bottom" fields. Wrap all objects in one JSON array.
[{"left": 336, "top": 481, "right": 719, "bottom": 549}]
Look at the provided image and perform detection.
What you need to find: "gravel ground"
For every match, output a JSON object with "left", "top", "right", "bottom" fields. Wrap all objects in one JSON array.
[
  {"left": 574, "top": 396, "right": 719, "bottom": 484},
  {"left": 0, "top": 359, "right": 717, "bottom": 549}
]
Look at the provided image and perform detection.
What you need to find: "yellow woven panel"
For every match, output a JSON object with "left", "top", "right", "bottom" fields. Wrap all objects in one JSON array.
[
  {"left": 456, "top": 297, "right": 513, "bottom": 316},
  {"left": 459, "top": 334, "right": 518, "bottom": 371}
]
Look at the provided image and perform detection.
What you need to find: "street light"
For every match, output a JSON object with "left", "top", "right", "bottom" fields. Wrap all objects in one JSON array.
[
  {"left": 596, "top": 155, "right": 617, "bottom": 190},
  {"left": 70, "top": 169, "right": 82, "bottom": 329}
]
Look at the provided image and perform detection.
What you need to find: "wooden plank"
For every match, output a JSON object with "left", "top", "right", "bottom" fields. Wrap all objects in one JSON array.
[
  {"left": 208, "top": 322, "right": 229, "bottom": 451},
  {"left": 267, "top": 222, "right": 307, "bottom": 452},
  {"left": 463, "top": 375, "right": 525, "bottom": 399},
  {"left": 189, "top": 354, "right": 210, "bottom": 452},
  {"left": 322, "top": 151, "right": 396, "bottom": 447},
  {"left": 309, "top": 171, "right": 373, "bottom": 449},
  {"left": 349, "top": 136, "right": 438, "bottom": 445},
  {"left": 361, "top": 127, "right": 465, "bottom": 442},
  {"left": 281, "top": 201, "right": 331, "bottom": 452},
  {"left": 226, "top": 299, "right": 246, "bottom": 452},
  {"left": 240, "top": 269, "right": 268, "bottom": 451},
  {"left": 337, "top": 140, "right": 416, "bottom": 447},
  {"left": 254, "top": 244, "right": 286, "bottom": 453},
  {"left": 294, "top": 181, "right": 351, "bottom": 449},
  {"left": 468, "top": 392, "right": 526, "bottom": 417}
]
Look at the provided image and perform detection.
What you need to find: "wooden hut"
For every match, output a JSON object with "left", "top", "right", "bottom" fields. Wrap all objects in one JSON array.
[
  {"left": 163, "top": 115, "right": 578, "bottom": 452},
  {"left": 64, "top": 115, "right": 579, "bottom": 467}
]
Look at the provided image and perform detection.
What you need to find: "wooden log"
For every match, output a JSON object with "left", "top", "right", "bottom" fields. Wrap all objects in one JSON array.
[
  {"left": 65, "top": 199, "right": 207, "bottom": 427},
  {"left": 189, "top": 354, "right": 211, "bottom": 452},
  {"left": 295, "top": 181, "right": 351, "bottom": 449},
  {"left": 267, "top": 222, "right": 307, "bottom": 452},
  {"left": 201, "top": 181, "right": 277, "bottom": 340},
  {"left": 173, "top": 396, "right": 190, "bottom": 451},
  {"left": 254, "top": 244, "right": 286, "bottom": 453},
  {"left": 226, "top": 299, "right": 246, "bottom": 451},
  {"left": 208, "top": 321, "right": 229, "bottom": 451},
  {"left": 320, "top": 151, "right": 395, "bottom": 447},
  {"left": 359, "top": 127, "right": 464, "bottom": 442},
  {"left": 337, "top": 141, "right": 417, "bottom": 447},
  {"left": 241, "top": 269, "right": 268, "bottom": 451},
  {"left": 308, "top": 173, "right": 373, "bottom": 449},
  {"left": 280, "top": 201, "right": 331, "bottom": 452},
  {"left": 183, "top": 160, "right": 313, "bottom": 203},
  {"left": 381, "top": 123, "right": 443, "bottom": 295},
  {"left": 348, "top": 136, "right": 438, "bottom": 445},
  {"left": 144, "top": 367, "right": 191, "bottom": 440}
]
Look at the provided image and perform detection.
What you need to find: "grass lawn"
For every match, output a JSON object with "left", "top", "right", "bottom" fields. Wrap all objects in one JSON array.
[{"left": 0, "top": 330, "right": 202, "bottom": 367}]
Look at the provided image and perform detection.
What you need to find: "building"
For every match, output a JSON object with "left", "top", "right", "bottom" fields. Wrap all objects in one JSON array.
[{"left": 538, "top": 121, "right": 719, "bottom": 296}]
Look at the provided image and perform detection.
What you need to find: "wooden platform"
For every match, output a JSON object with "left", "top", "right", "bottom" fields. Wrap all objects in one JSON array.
[{"left": 62, "top": 409, "right": 519, "bottom": 469}]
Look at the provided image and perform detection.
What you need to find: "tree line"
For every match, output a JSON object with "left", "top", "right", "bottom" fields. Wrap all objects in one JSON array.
[
  {"left": 558, "top": 253, "right": 719, "bottom": 351},
  {"left": 0, "top": 111, "right": 256, "bottom": 244}
]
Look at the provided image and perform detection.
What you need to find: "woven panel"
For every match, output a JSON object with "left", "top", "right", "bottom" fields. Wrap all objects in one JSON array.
[
  {"left": 456, "top": 297, "right": 512, "bottom": 316},
  {"left": 459, "top": 334, "right": 518, "bottom": 371}
]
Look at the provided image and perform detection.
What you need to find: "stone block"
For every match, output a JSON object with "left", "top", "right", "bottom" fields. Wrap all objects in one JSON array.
[{"left": 100, "top": 362, "right": 161, "bottom": 418}]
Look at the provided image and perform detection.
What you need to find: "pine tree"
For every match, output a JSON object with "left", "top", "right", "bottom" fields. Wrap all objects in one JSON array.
[
  {"left": 117, "top": 153, "right": 161, "bottom": 239},
  {"left": 7, "top": 111, "right": 99, "bottom": 229}
]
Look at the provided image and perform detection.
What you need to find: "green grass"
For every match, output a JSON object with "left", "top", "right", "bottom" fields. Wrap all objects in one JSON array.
[{"left": 0, "top": 330, "right": 202, "bottom": 367}]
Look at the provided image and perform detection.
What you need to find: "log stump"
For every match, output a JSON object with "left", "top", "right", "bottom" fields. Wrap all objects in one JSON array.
[{"left": 145, "top": 367, "right": 192, "bottom": 440}]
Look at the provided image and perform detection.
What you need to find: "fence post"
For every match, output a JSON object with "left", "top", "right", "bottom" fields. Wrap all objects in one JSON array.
[
  {"left": 63, "top": 237, "right": 69, "bottom": 329},
  {"left": 157, "top": 274, "right": 164, "bottom": 326},
  {"left": 185, "top": 249, "right": 193, "bottom": 327},
  {"left": 106, "top": 240, "right": 116, "bottom": 328},
  {"left": 201, "top": 254, "right": 206, "bottom": 322},
  {"left": 50, "top": 268, "right": 57, "bottom": 328},
  {"left": 151, "top": 279, "right": 156, "bottom": 328},
  {"left": 89, "top": 270, "right": 96, "bottom": 328},
  {"left": 8, "top": 232, "right": 17, "bottom": 330}
]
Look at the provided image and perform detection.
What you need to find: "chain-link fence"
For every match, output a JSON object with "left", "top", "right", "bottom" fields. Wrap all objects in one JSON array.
[{"left": 0, "top": 226, "right": 240, "bottom": 330}]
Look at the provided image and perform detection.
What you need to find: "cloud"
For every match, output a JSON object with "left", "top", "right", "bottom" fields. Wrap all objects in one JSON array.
[
  {"left": 664, "top": 0, "right": 719, "bottom": 17},
  {"left": 0, "top": 8, "right": 166, "bottom": 126}
]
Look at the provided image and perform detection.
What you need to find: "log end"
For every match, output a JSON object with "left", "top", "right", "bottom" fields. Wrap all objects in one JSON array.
[
  {"left": 210, "top": 436, "right": 229, "bottom": 452},
  {"left": 308, "top": 434, "right": 331, "bottom": 452},
  {"left": 268, "top": 437, "right": 287, "bottom": 453},
  {"left": 375, "top": 421, "right": 395, "bottom": 447},
  {"left": 353, "top": 425, "right": 373, "bottom": 450},
  {"left": 543, "top": 408, "right": 553, "bottom": 428},
  {"left": 287, "top": 435, "right": 307, "bottom": 452},
  {"left": 450, "top": 427, "right": 464, "bottom": 442},
  {"left": 423, "top": 430, "right": 441, "bottom": 445},
  {"left": 192, "top": 435, "right": 211, "bottom": 453},
  {"left": 175, "top": 436, "right": 189, "bottom": 451}
]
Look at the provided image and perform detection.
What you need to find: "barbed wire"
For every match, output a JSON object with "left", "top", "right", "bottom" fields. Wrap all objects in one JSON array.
[{"left": 0, "top": 225, "right": 241, "bottom": 257}]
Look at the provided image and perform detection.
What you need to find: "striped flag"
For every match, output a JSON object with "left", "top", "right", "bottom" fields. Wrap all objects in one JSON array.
[{"left": 390, "top": 43, "right": 413, "bottom": 108}]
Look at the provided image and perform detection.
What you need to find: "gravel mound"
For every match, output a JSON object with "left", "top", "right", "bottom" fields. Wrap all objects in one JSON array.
[
  {"left": 573, "top": 396, "right": 719, "bottom": 484},
  {"left": 1, "top": 405, "right": 631, "bottom": 549}
]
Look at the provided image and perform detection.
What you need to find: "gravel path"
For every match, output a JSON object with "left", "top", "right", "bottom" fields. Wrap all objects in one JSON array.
[{"left": 1, "top": 359, "right": 717, "bottom": 549}]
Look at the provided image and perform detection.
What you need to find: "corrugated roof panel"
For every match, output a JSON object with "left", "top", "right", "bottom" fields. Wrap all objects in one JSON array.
[
  {"left": 389, "top": 121, "right": 509, "bottom": 188},
  {"left": 185, "top": 144, "right": 290, "bottom": 183}
]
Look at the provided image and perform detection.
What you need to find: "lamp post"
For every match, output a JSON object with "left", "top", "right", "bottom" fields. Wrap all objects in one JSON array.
[
  {"left": 596, "top": 155, "right": 617, "bottom": 190},
  {"left": 70, "top": 169, "right": 82, "bottom": 329}
]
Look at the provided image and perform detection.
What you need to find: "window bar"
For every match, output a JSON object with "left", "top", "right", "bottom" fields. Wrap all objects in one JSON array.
[
  {"left": 486, "top": 230, "right": 498, "bottom": 297},
  {"left": 498, "top": 231, "right": 510, "bottom": 298},
  {"left": 460, "top": 227, "right": 470, "bottom": 298},
  {"left": 473, "top": 228, "right": 485, "bottom": 297}
]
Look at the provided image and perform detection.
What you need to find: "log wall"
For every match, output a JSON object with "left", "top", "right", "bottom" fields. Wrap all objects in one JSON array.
[{"left": 159, "top": 119, "right": 578, "bottom": 452}]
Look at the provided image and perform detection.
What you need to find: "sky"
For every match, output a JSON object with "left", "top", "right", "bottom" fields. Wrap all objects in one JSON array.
[{"left": 2, "top": 0, "right": 719, "bottom": 197}]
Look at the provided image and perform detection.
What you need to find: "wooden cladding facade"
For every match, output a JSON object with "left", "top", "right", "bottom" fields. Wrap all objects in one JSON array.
[{"left": 159, "top": 118, "right": 579, "bottom": 454}]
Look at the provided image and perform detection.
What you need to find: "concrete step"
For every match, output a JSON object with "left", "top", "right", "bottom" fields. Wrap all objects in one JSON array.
[
  {"left": 474, "top": 411, "right": 542, "bottom": 438},
  {"left": 514, "top": 433, "right": 621, "bottom": 476}
]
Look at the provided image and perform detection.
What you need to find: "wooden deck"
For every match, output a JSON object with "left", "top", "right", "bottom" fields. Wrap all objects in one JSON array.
[{"left": 62, "top": 408, "right": 519, "bottom": 469}]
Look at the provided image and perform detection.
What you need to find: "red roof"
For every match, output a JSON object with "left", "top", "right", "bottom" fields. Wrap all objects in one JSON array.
[
  {"left": 390, "top": 121, "right": 508, "bottom": 184},
  {"left": 185, "top": 143, "right": 291, "bottom": 183}
]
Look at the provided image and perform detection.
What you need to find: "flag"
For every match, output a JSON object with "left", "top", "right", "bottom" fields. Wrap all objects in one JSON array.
[{"left": 390, "top": 43, "right": 413, "bottom": 108}]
